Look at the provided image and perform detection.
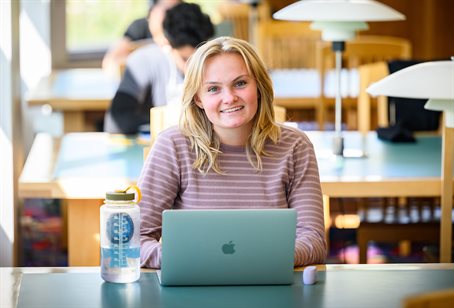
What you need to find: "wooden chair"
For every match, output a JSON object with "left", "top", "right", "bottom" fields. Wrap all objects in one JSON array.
[
  {"left": 316, "top": 35, "right": 412, "bottom": 130},
  {"left": 257, "top": 19, "right": 322, "bottom": 123},
  {"left": 357, "top": 61, "right": 390, "bottom": 135},
  {"left": 358, "top": 60, "right": 443, "bottom": 135},
  {"left": 217, "top": 0, "right": 274, "bottom": 44},
  {"left": 402, "top": 288, "right": 454, "bottom": 308},
  {"left": 257, "top": 20, "right": 320, "bottom": 70},
  {"left": 218, "top": 1, "right": 250, "bottom": 41},
  {"left": 273, "top": 105, "right": 287, "bottom": 124},
  {"left": 143, "top": 104, "right": 181, "bottom": 159}
]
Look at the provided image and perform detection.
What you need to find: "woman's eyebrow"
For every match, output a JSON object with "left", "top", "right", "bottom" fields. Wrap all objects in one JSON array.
[
  {"left": 202, "top": 81, "right": 221, "bottom": 86},
  {"left": 203, "top": 74, "right": 250, "bottom": 85},
  {"left": 233, "top": 74, "right": 249, "bottom": 81}
]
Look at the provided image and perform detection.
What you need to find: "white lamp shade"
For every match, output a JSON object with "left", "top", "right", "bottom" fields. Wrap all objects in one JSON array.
[
  {"left": 273, "top": 0, "right": 405, "bottom": 22},
  {"left": 367, "top": 61, "right": 454, "bottom": 100},
  {"left": 367, "top": 60, "right": 454, "bottom": 127},
  {"left": 311, "top": 21, "right": 368, "bottom": 41}
]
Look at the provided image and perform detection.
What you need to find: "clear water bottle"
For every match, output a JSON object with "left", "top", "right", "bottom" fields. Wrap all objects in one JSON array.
[{"left": 100, "top": 188, "right": 140, "bottom": 283}]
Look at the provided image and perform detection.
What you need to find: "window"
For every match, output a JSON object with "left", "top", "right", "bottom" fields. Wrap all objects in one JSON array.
[
  {"left": 51, "top": 0, "right": 149, "bottom": 68},
  {"left": 66, "top": 0, "right": 148, "bottom": 53},
  {"left": 51, "top": 0, "right": 222, "bottom": 69}
]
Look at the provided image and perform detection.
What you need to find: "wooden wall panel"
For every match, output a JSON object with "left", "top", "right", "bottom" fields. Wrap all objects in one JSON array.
[{"left": 268, "top": 0, "right": 454, "bottom": 61}]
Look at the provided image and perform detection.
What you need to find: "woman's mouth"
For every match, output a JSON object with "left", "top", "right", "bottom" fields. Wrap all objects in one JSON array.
[{"left": 220, "top": 106, "right": 244, "bottom": 113}]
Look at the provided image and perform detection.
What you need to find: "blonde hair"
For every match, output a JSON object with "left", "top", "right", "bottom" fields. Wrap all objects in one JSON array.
[{"left": 180, "top": 36, "right": 280, "bottom": 174}]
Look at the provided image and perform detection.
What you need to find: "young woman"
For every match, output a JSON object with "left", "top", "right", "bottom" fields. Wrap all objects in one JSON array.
[{"left": 139, "top": 36, "right": 326, "bottom": 268}]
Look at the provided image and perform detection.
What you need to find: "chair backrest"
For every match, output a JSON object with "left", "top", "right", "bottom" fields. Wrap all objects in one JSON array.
[
  {"left": 149, "top": 104, "right": 182, "bottom": 145},
  {"left": 218, "top": 1, "right": 250, "bottom": 41},
  {"left": 358, "top": 60, "right": 442, "bottom": 135},
  {"left": 316, "top": 35, "right": 412, "bottom": 72},
  {"left": 217, "top": 0, "right": 273, "bottom": 44},
  {"left": 402, "top": 288, "right": 454, "bottom": 308},
  {"left": 315, "top": 35, "right": 411, "bottom": 131},
  {"left": 316, "top": 35, "right": 411, "bottom": 101},
  {"left": 144, "top": 104, "right": 180, "bottom": 160},
  {"left": 357, "top": 61, "right": 390, "bottom": 134},
  {"left": 273, "top": 105, "right": 287, "bottom": 123},
  {"left": 257, "top": 20, "right": 321, "bottom": 69}
]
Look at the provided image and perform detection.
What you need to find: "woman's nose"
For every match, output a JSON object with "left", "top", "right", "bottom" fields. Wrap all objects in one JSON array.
[{"left": 222, "top": 89, "right": 238, "bottom": 103}]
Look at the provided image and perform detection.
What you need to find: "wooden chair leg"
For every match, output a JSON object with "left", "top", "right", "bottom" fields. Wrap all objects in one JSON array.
[
  {"left": 323, "top": 194, "right": 331, "bottom": 256},
  {"left": 317, "top": 99, "right": 325, "bottom": 130},
  {"left": 399, "top": 240, "right": 411, "bottom": 257},
  {"left": 357, "top": 231, "right": 368, "bottom": 264}
]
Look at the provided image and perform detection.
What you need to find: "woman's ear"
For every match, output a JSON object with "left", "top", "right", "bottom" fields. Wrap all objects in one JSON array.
[{"left": 194, "top": 96, "right": 204, "bottom": 109}]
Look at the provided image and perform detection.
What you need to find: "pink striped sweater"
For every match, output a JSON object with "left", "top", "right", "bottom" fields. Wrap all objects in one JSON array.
[{"left": 138, "top": 125, "right": 326, "bottom": 268}]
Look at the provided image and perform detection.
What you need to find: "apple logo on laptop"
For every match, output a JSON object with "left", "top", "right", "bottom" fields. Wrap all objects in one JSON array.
[{"left": 222, "top": 241, "right": 235, "bottom": 254}]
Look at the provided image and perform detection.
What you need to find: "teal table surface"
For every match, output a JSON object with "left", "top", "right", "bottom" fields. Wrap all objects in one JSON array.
[
  {"left": 52, "top": 69, "right": 118, "bottom": 99},
  {"left": 52, "top": 131, "right": 442, "bottom": 181},
  {"left": 16, "top": 268, "right": 454, "bottom": 308},
  {"left": 53, "top": 133, "right": 145, "bottom": 180},
  {"left": 306, "top": 131, "right": 442, "bottom": 179}
]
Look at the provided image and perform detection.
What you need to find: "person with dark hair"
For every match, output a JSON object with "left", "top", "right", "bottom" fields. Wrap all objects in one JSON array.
[
  {"left": 104, "top": 2, "right": 214, "bottom": 134},
  {"left": 102, "top": 0, "right": 181, "bottom": 75}
]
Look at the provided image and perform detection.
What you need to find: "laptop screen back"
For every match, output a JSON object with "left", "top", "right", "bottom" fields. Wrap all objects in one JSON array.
[{"left": 159, "top": 209, "right": 296, "bottom": 286}]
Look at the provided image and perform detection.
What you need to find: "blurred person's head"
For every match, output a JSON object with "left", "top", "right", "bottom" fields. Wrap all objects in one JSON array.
[
  {"left": 147, "top": 0, "right": 181, "bottom": 46},
  {"left": 163, "top": 2, "right": 214, "bottom": 73}
]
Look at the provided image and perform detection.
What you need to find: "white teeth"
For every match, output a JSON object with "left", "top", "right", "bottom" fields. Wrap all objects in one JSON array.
[{"left": 221, "top": 106, "right": 243, "bottom": 113}]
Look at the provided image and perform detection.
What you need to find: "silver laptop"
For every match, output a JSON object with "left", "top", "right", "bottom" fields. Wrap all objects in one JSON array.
[{"left": 157, "top": 208, "right": 297, "bottom": 286}]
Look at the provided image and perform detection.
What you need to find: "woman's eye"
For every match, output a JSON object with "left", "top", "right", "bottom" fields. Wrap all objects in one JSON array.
[
  {"left": 235, "top": 80, "right": 247, "bottom": 88},
  {"left": 207, "top": 86, "right": 218, "bottom": 93}
]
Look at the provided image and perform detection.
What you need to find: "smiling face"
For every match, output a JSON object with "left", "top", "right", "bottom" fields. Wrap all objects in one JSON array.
[{"left": 195, "top": 52, "right": 258, "bottom": 146}]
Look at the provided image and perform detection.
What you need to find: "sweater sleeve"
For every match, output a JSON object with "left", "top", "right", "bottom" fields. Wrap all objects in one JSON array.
[
  {"left": 289, "top": 134, "right": 327, "bottom": 266},
  {"left": 138, "top": 130, "right": 181, "bottom": 268}
]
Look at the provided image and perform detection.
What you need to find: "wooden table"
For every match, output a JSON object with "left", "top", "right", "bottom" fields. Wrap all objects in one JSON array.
[
  {"left": 4, "top": 264, "right": 454, "bottom": 308},
  {"left": 26, "top": 69, "right": 119, "bottom": 132},
  {"left": 18, "top": 131, "right": 453, "bottom": 266}
]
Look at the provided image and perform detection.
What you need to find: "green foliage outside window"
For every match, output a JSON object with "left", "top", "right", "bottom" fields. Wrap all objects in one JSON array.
[
  {"left": 66, "top": 0, "right": 149, "bottom": 52},
  {"left": 66, "top": 0, "right": 223, "bottom": 53}
]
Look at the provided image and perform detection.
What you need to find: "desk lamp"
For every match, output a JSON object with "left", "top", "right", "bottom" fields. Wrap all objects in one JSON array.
[
  {"left": 368, "top": 59, "right": 454, "bottom": 262},
  {"left": 273, "top": 0, "right": 404, "bottom": 156}
]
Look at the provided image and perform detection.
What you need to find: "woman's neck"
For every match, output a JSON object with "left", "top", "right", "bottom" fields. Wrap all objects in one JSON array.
[{"left": 215, "top": 125, "right": 252, "bottom": 146}]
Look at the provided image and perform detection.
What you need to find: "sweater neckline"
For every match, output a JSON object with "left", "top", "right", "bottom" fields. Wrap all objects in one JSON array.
[{"left": 220, "top": 143, "right": 246, "bottom": 153}]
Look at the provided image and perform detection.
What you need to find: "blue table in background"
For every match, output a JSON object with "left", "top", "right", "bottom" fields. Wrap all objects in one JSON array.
[
  {"left": 307, "top": 131, "right": 444, "bottom": 198},
  {"left": 26, "top": 69, "right": 119, "bottom": 132}
]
